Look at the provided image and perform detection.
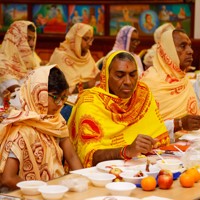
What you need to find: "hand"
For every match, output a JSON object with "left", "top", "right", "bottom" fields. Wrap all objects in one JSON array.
[
  {"left": 181, "top": 115, "right": 200, "bottom": 131},
  {"left": 126, "top": 134, "right": 156, "bottom": 157}
]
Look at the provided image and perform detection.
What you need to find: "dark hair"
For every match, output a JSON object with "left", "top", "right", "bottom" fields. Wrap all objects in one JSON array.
[
  {"left": 48, "top": 67, "right": 68, "bottom": 95},
  {"left": 173, "top": 28, "right": 186, "bottom": 34},
  {"left": 28, "top": 24, "right": 36, "bottom": 32},
  {"left": 109, "top": 52, "right": 136, "bottom": 71}
]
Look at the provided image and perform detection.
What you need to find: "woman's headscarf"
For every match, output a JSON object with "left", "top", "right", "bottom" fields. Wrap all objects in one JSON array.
[
  {"left": 141, "top": 29, "right": 198, "bottom": 120},
  {"left": 113, "top": 26, "right": 136, "bottom": 52},
  {"left": 112, "top": 25, "right": 143, "bottom": 75},
  {"left": 0, "top": 65, "right": 68, "bottom": 180},
  {"left": 49, "top": 23, "right": 99, "bottom": 92},
  {"left": 0, "top": 20, "right": 38, "bottom": 84},
  {"left": 68, "top": 50, "right": 169, "bottom": 167},
  {"left": 143, "top": 23, "right": 175, "bottom": 68}
]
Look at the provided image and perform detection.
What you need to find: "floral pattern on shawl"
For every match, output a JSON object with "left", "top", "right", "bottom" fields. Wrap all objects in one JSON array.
[
  {"left": 0, "top": 21, "right": 38, "bottom": 84},
  {"left": 0, "top": 65, "right": 69, "bottom": 181}
]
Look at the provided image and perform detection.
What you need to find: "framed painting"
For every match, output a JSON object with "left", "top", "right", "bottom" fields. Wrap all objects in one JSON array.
[
  {"left": 68, "top": 5, "right": 105, "bottom": 35},
  {"left": 0, "top": 4, "right": 28, "bottom": 32},
  {"left": 110, "top": 4, "right": 191, "bottom": 36},
  {"left": 32, "top": 4, "right": 68, "bottom": 34}
]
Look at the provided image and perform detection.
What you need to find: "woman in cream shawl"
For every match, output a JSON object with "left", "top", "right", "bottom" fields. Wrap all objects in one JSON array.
[
  {"left": 49, "top": 23, "right": 100, "bottom": 94},
  {"left": 0, "top": 65, "right": 82, "bottom": 191},
  {"left": 141, "top": 29, "right": 200, "bottom": 132},
  {"left": 68, "top": 50, "right": 169, "bottom": 168},
  {"left": 0, "top": 21, "right": 39, "bottom": 94}
]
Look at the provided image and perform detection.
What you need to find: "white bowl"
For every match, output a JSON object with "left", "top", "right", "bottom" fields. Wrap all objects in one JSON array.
[
  {"left": 131, "top": 164, "right": 160, "bottom": 178},
  {"left": 157, "top": 159, "right": 183, "bottom": 171},
  {"left": 38, "top": 185, "right": 69, "bottom": 200},
  {"left": 87, "top": 172, "right": 116, "bottom": 187},
  {"left": 119, "top": 171, "right": 148, "bottom": 184},
  {"left": 16, "top": 180, "right": 47, "bottom": 195},
  {"left": 105, "top": 182, "right": 136, "bottom": 196}
]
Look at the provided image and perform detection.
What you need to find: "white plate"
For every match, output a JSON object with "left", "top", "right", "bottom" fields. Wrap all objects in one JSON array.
[
  {"left": 142, "top": 196, "right": 173, "bottom": 200},
  {"left": 70, "top": 167, "right": 99, "bottom": 176},
  {"left": 96, "top": 160, "right": 136, "bottom": 172},
  {"left": 85, "top": 196, "right": 140, "bottom": 200}
]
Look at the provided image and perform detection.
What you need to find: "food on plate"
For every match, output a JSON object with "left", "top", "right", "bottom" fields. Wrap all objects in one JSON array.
[
  {"left": 133, "top": 171, "right": 144, "bottom": 177},
  {"left": 113, "top": 177, "right": 123, "bottom": 182},
  {"left": 179, "top": 172, "right": 195, "bottom": 188},
  {"left": 157, "top": 169, "right": 173, "bottom": 189},
  {"left": 109, "top": 168, "right": 123, "bottom": 178},
  {"left": 145, "top": 159, "right": 150, "bottom": 172},
  {"left": 141, "top": 176, "right": 157, "bottom": 191}
]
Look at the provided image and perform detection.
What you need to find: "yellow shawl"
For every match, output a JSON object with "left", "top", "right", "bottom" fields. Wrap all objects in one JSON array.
[
  {"left": 0, "top": 21, "right": 38, "bottom": 84},
  {"left": 68, "top": 50, "right": 169, "bottom": 167},
  {"left": 141, "top": 30, "right": 198, "bottom": 120},
  {"left": 0, "top": 65, "right": 69, "bottom": 181},
  {"left": 49, "top": 23, "right": 99, "bottom": 93}
]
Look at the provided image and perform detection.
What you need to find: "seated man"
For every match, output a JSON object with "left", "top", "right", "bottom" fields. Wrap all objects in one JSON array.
[
  {"left": 49, "top": 22, "right": 100, "bottom": 94},
  {"left": 141, "top": 29, "right": 200, "bottom": 135},
  {"left": 68, "top": 50, "right": 170, "bottom": 167},
  {"left": 0, "top": 20, "right": 43, "bottom": 109}
]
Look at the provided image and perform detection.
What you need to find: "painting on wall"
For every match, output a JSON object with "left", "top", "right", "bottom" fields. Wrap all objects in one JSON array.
[
  {"left": 68, "top": 5, "right": 105, "bottom": 35},
  {"left": 0, "top": 4, "right": 28, "bottom": 32},
  {"left": 32, "top": 4, "right": 68, "bottom": 34},
  {"left": 110, "top": 4, "right": 191, "bottom": 36}
]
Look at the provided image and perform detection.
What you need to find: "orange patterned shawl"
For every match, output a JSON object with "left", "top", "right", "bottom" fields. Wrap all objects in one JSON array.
[
  {"left": 68, "top": 50, "right": 169, "bottom": 167},
  {"left": 0, "top": 21, "right": 38, "bottom": 84},
  {"left": 141, "top": 30, "right": 199, "bottom": 120},
  {"left": 0, "top": 65, "right": 69, "bottom": 181}
]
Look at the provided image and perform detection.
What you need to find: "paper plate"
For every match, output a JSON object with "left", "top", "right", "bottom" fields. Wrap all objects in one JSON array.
[
  {"left": 96, "top": 160, "right": 135, "bottom": 172},
  {"left": 85, "top": 196, "right": 140, "bottom": 200}
]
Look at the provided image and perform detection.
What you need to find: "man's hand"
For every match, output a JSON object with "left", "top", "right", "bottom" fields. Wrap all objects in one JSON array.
[
  {"left": 126, "top": 134, "right": 156, "bottom": 157},
  {"left": 181, "top": 115, "right": 200, "bottom": 131}
]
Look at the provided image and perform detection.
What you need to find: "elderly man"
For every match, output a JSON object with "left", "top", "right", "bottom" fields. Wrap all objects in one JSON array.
[
  {"left": 0, "top": 20, "right": 42, "bottom": 109},
  {"left": 141, "top": 29, "right": 200, "bottom": 135},
  {"left": 68, "top": 50, "right": 169, "bottom": 167}
]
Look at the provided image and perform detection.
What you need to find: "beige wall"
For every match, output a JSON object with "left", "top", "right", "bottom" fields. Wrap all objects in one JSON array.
[{"left": 194, "top": 0, "right": 200, "bottom": 38}]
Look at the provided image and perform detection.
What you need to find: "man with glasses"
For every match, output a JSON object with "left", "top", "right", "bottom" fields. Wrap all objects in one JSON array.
[
  {"left": 49, "top": 23, "right": 100, "bottom": 121},
  {"left": 49, "top": 23, "right": 100, "bottom": 95}
]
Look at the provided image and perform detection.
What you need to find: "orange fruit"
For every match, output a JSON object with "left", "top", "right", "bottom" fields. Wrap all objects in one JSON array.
[
  {"left": 141, "top": 176, "right": 157, "bottom": 191},
  {"left": 179, "top": 172, "right": 195, "bottom": 188},
  {"left": 186, "top": 168, "right": 200, "bottom": 183}
]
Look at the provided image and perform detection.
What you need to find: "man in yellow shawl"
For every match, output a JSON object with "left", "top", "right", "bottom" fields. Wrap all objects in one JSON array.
[
  {"left": 141, "top": 29, "right": 200, "bottom": 135},
  {"left": 0, "top": 65, "right": 82, "bottom": 191},
  {"left": 68, "top": 50, "right": 169, "bottom": 168}
]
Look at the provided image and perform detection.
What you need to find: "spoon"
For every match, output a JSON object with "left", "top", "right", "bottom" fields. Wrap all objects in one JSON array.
[
  {"left": 153, "top": 150, "right": 168, "bottom": 164},
  {"left": 174, "top": 145, "right": 184, "bottom": 154}
]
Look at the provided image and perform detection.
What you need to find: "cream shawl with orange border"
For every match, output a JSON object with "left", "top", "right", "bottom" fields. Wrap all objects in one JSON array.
[
  {"left": 49, "top": 23, "right": 99, "bottom": 93},
  {"left": 0, "top": 65, "right": 69, "bottom": 181},
  {"left": 141, "top": 30, "right": 198, "bottom": 120}
]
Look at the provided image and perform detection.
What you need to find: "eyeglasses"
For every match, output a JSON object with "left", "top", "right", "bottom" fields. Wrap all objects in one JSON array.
[
  {"left": 82, "top": 37, "right": 94, "bottom": 43},
  {"left": 130, "top": 38, "right": 140, "bottom": 45},
  {"left": 48, "top": 93, "right": 68, "bottom": 105}
]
